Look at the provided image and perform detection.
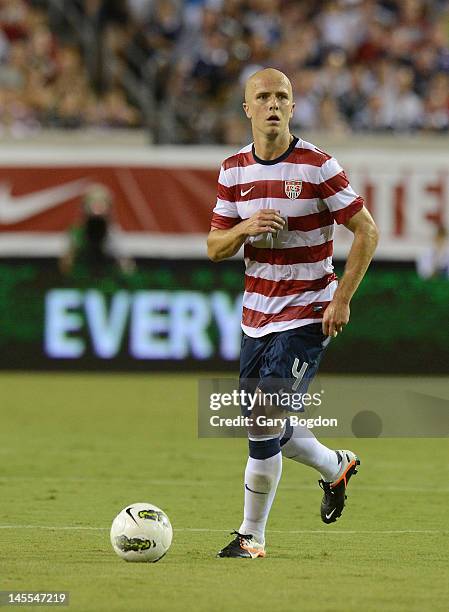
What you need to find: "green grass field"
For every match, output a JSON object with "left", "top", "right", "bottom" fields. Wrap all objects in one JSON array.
[{"left": 1, "top": 373, "right": 448, "bottom": 612}]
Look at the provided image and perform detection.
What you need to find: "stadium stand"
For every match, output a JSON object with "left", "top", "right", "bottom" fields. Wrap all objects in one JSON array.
[{"left": 0, "top": 0, "right": 448, "bottom": 142}]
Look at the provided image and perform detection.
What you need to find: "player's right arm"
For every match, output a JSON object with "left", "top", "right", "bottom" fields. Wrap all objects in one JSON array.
[
  {"left": 208, "top": 162, "right": 285, "bottom": 262},
  {"left": 207, "top": 210, "right": 285, "bottom": 262}
]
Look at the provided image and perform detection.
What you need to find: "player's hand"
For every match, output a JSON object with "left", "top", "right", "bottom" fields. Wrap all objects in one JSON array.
[
  {"left": 241, "top": 209, "right": 286, "bottom": 237},
  {"left": 322, "top": 298, "right": 350, "bottom": 337}
]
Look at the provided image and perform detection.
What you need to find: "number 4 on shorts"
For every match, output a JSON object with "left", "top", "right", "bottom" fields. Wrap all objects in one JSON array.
[{"left": 292, "top": 358, "right": 308, "bottom": 391}]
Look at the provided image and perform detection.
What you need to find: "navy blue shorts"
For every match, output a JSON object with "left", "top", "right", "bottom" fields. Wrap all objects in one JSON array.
[{"left": 239, "top": 323, "right": 330, "bottom": 415}]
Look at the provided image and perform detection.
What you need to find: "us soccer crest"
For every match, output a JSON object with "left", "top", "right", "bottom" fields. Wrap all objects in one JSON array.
[{"left": 284, "top": 180, "right": 302, "bottom": 199}]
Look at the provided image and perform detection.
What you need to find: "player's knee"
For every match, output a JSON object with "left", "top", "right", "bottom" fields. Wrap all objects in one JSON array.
[
  {"left": 247, "top": 419, "right": 285, "bottom": 439},
  {"left": 247, "top": 396, "right": 287, "bottom": 438},
  {"left": 248, "top": 436, "right": 281, "bottom": 459}
]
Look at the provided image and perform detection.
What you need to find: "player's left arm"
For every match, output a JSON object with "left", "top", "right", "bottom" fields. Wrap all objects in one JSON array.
[{"left": 323, "top": 206, "right": 379, "bottom": 337}]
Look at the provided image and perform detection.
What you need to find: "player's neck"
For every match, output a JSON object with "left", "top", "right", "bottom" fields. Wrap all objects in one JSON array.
[{"left": 253, "top": 132, "right": 293, "bottom": 161}]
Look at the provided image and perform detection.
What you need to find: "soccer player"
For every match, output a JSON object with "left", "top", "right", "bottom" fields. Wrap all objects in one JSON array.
[{"left": 207, "top": 68, "right": 379, "bottom": 558}]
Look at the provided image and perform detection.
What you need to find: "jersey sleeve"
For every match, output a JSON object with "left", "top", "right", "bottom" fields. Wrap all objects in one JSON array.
[
  {"left": 210, "top": 165, "right": 240, "bottom": 230},
  {"left": 317, "top": 157, "right": 364, "bottom": 225}
]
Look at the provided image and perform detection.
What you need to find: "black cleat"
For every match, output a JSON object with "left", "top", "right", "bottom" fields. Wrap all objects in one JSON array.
[
  {"left": 319, "top": 450, "right": 360, "bottom": 524},
  {"left": 217, "top": 531, "right": 266, "bottom": 558}
]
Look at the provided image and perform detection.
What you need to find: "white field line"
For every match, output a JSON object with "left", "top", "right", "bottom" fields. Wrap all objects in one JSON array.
[{"left": 0, "top": 525, "right": 447, "bottom": 535}]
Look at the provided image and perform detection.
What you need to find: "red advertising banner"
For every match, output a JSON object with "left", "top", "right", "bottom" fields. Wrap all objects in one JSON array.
[
  {"left": 0, "top": 166, "right": 217, "bottom": 233},
  {"left": 0, "top": 147, "right": 448, "bottom": 259}
]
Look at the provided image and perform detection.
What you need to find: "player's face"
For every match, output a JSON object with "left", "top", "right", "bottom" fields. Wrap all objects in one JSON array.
[{"left": 243, "top": 75, "right": 294, "bottom": 138}]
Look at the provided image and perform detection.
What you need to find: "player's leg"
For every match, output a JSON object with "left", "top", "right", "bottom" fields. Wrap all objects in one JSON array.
[
  {"left": 275, "top": 324, "right": 360, "bottom": 523},
  {"left": 217, "top": 335, "right": 285, "bottom": 558},
  {"left": 252, "top": 325, "right": 339, "bottom": 479},
  {"left": 280, "top": 420, "right": 341, "bottom": 480},
  {"left": 280, "top": 422, "right": 360, "bottom": 523},
  {"left": 218, "top": 400, "right": 287, "bottom": 558},
  {"left": 238, "top": 393, "right": 286, "bottom": 545}
]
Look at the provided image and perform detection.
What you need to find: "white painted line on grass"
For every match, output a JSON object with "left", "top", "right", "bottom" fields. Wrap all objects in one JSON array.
[
  {"left": 0, "top": 525, "right": 447, "bottom": 535},
  {"left": 0, "top": 525, "right": 107, "bottom": 530}
]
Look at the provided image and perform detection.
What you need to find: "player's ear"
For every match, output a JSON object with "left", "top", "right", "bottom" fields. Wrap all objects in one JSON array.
[
  {"left": 290, "top": 101, "right": 295, "bottom": 118},
  {"left": 243, "top": 102, "right": 251, "bottom": 119}
]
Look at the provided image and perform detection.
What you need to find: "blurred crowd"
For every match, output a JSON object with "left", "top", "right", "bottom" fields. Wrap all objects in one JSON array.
[
  {"left": 0, "top": 0, "right": 449, "bottom": 142},
  {"left": 0, "top": 0, "right": 140, "bottom": 137}
]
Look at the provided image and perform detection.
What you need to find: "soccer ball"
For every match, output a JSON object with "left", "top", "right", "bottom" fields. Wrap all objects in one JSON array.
[{"left": 110, "top": 502, "right": 173, "bottom": 563}]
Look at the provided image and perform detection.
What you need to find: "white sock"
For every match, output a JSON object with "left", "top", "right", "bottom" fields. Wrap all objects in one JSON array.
[
  {"left": 239, "top": 452, "right": 282, "bottom": 544},
  {"left": 281, "top": 424, "right": 339, "bottom": 481}
]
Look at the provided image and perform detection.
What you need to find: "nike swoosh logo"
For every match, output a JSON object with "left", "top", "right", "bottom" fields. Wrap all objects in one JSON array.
[
  {"left": 240, "top": 186, "right": 255, "bottom": 197},
  {"left": 245, "top": 483, "right": 267, "bottom": 495},
  {"left": 0, "top": 179, "right": 90, "bottom": 224},
  {"left": 325, "top": 508, "right": 337, "bottom": 520},
  {"left": 125, "top": 507, "right": 139, "bottom": 525}
]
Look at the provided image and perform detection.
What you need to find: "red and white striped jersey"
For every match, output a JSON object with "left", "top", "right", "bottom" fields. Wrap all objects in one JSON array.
[{"left": 211, "top": 136, "right": 364, "bottom": 337}]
